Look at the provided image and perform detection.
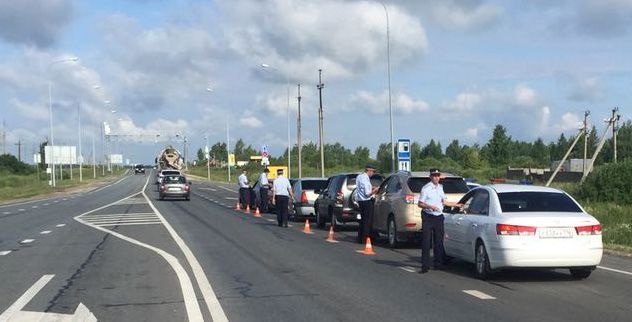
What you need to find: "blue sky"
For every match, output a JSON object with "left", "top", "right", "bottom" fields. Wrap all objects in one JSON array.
[{"left": 0, "top": 0, "right": 630, "bottom": 165}]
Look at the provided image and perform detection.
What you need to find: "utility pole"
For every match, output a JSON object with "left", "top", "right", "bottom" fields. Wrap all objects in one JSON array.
[
  {"left": 226, "top": 118, "right": 231, "bottom": 182},
  {"left": 297, "top": 83, "right": 302, "bottom": 178},
  {"left": 92, "top": 134, "right": 96, "bottom": 179},
  {"left": 77, "top": 101, "right": 83, "bottom": 182},
  {"left": 317, "top": 69, "right": 325, "bottom": 178},
  {"left": 15, "top": 138, "right": 22, "bottom": 162},
  {"left": 583, "top": 110, "right": 590, "bottom": 177},
  {"left": 582, "top": 114, "right": 616, "bottom": 181},
  {"left": 612, "top": 107, "right": 620, "bottom": 163}
]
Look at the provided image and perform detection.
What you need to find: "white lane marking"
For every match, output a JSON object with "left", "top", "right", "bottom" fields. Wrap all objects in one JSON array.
[
  {"left": 18, "top": 209, "right": 25, "bottom": 212},
  {"left": 2, "top": 211, "right": 10, "bottom": 215},
  {"left": 266, "top": 219, "right": 275, "bottom": 222},
  {"left": 0, "top": 275, "right": 55, "bottom": 320},
  {"left": 0, "top": 251, "right": 12, "bottom": 256},
  {"left": 463, "top": 290, "right": 496, "bottom": 300},
  {"left": 219, "top": 186, "right": 237, "bottom": 193},
  {"left": 199, "top": 187, "right": 217, "bottom": 191},
  {"left": 20, "top": 239, "right": 35, "bottom": 244},
  {"left": 89, "top": 175, "right": 131, "bottom": 194},
  {"left": 142, "top": 177, "right": 228, "bottom": 322},
  {"left": 97, "top": 222, "right": 162, "bottom": 227},
  {"left": 62, "top": 198, "right": 68, "bottom": 201},
  {"left": 224, "top": 197, "right": 238, "bottom": 200},
  {"left": 55, "top": 224, "right": 66, "bottom": 227},
  {"left": 84, "top": 218, "right": 162, "bottom": 225},
  {"left": 53, "top": 200, "right": 59, "bottom": 203},
  {"left": 400, "top": 266, "right": 417, "bottom": 273},
  {"left": 40, "top": 231, "right": 51, "bottom": 235},
  {"left": 74, "top": 197, "right": 204, "bottom": 322},
  {"left": 598, "top": 265, "right": 632, "bottom": 276},
  {"left": 43, "top": 203, "right": 50, "bottom": 206},
  {"left": 31, "top": 206, "right": 38, "bottom": 209}
]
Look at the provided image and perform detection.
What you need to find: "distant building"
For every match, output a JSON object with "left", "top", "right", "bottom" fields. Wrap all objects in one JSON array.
[{"left": 550, "top": 159, "right": 590, "bottom": 173}]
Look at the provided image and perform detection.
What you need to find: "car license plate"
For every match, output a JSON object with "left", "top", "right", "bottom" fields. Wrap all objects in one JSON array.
[
  {"left": 168, "top": 187, "right": 181, "bottom": 192},
  {"left": 539, "top": 228, "right": 573, "bottom": 238}
]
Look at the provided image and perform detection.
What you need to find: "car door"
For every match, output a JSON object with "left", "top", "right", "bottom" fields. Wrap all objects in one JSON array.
[
  {"left": 373, "top": 177, "right": 392, "bottom": 232},
  {"left": 444, "top": 190, "right": 475, "bottom": 259},
  {"left": 460, "top": 189, "right": 490, "bottom": 262}
]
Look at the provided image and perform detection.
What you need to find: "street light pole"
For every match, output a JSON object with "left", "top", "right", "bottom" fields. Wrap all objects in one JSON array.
[
  {"left": 205, "top": 134, "right": 210, "bottom": 181},
  {"left": 297, "top": 83, "right": 302, "bottom": 178},
  {"left": 317, "top": 69, "right": 325, "bottom": 178},
  {"left": 226, "top": 118, "right": 231, "bottom": 182},
  {"left": 380, "top": 2, "right": 395, "bottom": 172},
  {"left": 92, "top": 134, "right": 96, "bottom": 179},
  {"left": 77, "top": 101, "right": 83, "bottom": 182}
]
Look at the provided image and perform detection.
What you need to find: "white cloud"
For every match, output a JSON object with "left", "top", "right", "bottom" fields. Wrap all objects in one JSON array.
[
  {"left": 513, "top": 84, "right": 538, "bottom": 107},
  {"left": 442, "top": 92, "right": 482, "bottom": 112},
  {"left": 348, "top": 90, "right": 428, "bottom": 114},
  {"left": 389, "top": 0, "right": 502, "bottom": 31},
  {"left": 219, "top": 0, "right": 428, "bottom": 82},
  {"left": 0, "top": 0, "right": 74, "bottom": 48},
  {"left": 240, "top": 116, "right": 263, "bottom": 128},
  {"left": 465, "top": 127, "right": 479, "bottom": 139},
  {"left": 567, "top": 76, "right": 604, "bottom": 102}
]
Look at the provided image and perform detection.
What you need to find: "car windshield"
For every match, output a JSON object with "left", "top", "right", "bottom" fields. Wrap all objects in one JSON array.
[
  {"left": 344, "top": 174, "right": 359, "bottom": 189},
  {"left": 163, "top": 176, "right": 186, "bottom": 184},
  {"left": 498, "top": 192, "right": 582, "bottom": 212},
  {"left": 407, "top": 177, "right": 469, "bottom": 194},
  {"left": 301, "top": 180, "right": 328, "bottom": 190}
]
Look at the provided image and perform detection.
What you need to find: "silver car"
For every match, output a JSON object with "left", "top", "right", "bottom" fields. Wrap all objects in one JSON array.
[
  {"left": 157, "top": 169, "right": 181, "bottom": 184},
  {"left": 159, "top": 175, "right": 191, "bottom": 201},
  {"left": 291, "top": 178, "right": 328, "bottom": 219}
]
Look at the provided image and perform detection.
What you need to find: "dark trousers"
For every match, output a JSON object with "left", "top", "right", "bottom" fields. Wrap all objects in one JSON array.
[
  {"left": 259, "top": 187, "right": 269, "bottom": 212},
  {"left": 275, "top": 195, "right": 289, "bottom": 227},
  {"left": 239, "top": 187, "right": 250, "bottom": 209},
  {"left": 357, "top": 199, "right": 375, "bottom": 243},
  {"left": 421, "top": 213, "right": 445, "bottom": 268}
]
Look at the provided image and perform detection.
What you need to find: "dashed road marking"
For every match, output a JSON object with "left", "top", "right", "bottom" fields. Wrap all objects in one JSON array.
[
  {"left": 219, "top": 186, "right": 237, "bottom": 193},
  {"left": 224, "top": 197, "right": 238, "bottom": 200},
  {"left": 598, "top": 265, "right": 632, "bottom": 276},
  {"left": 2, "top": 211, "right": 10, "bottom": 215},
  {"left": 56, "top": 224, "right": 66, "bottom": 227},
  {"left": 400, "top": 266, "right": 417, "bottom": 273},
  {"left": 18, "top": 209, "right": 25, "bottom": 212},
  {"left": 62, "top": 198, "right": 68, "bottom": 201},
  {"left": 20, "top": 239, "right": 35, "bottom": 244},
  {"left": 40, "top": 231, "right": 51, "bottom": 235},
  {"left": 43, "top": 203, "right": 50, "bottom": 206},
  {"left": 266, "top": 219, "right": 275, "bottom": 222},
  {"left": 463, "top": 290, "right": 496, "bottom": 300},
  {"left": 32, "top": 206, "right": 38, "bottom": 209},
  {"left": 53, "top": 201, "right": 59, "bottom": 203},
  {"left": 0, "top": 251, "right": 12, "bottom": 256}
]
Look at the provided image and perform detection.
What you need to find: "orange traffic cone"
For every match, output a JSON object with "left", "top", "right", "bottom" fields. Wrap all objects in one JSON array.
[
  {"left": 356, "top": 237, "right": 376, "bottom": 255},
  {"left": 303, "top": 219, "right": 313, "bottom": 234},
  {"left": 254, "top": 207, "right": 261, "bottom": 217},
  {"left": 244, "top": 204, "right": 250, "bottom": 214},
  {"left": 235, "top": 202, "right": 241, "bottom": 211},
  {"left": 325, "top": 225, "right": 338, "bottom": 243}
]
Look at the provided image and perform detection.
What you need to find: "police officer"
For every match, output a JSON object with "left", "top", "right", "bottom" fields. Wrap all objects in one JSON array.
[
  {"left": 356, "top": 164, "right": 379, "bottom": 243},
  {"left": 238, "top": 169, "right": 250, "bottom": 209},
  {"left": 417, "top": 168, "right": 462, "bottom": 273},
  {"left": 259, "top": 168, "right": 270, "bottom": 213},
  {"left": 272, "top": 169, "right": 293, "bottom": 227}
]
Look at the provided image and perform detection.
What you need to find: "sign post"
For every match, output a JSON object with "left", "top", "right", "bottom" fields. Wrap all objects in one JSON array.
[{"left": 397, "top": 138, "right": 411, "bottom": 171}]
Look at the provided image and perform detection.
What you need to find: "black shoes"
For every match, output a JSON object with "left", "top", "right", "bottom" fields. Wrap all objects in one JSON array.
[{"left": 419, "top": 266, "right": 430, "bottom": 274}]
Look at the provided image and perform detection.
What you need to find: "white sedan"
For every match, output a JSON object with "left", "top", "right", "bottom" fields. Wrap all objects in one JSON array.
[{"left": 444, "top": 184, "right": 602, "bottom": 280}]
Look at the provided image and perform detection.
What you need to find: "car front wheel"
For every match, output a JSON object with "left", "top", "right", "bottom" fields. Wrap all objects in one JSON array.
[{"left": 475, "top": 242, "right": 492, "bottom": 280}]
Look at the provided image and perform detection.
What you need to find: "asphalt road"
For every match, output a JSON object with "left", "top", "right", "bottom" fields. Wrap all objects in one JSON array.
[{"left": 1, "top": 171, "right": 631, "bottom": 322}]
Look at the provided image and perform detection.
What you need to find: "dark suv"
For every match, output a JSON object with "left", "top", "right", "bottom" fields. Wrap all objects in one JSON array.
[
  {"left": 314, "top": 173, "right": 360, "bottom": 230},
  {"left": 134, "top": 164, "right": 145, "bottom": 174}
]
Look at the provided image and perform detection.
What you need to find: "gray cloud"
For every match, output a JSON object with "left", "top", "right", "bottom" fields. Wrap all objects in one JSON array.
[
  {"left": 388, "top": 0, "right": 502, "bottom": 31},
  {"left": 0, "top": 0, "right": 75, "bottom": 48},
  {"left": 574, "top": 0, "right": 632, "bottom": 37}
]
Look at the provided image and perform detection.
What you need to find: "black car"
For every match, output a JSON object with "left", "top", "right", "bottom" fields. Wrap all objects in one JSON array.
[{"left": 134, "top": 164, "right": 145, "bottom": 174}]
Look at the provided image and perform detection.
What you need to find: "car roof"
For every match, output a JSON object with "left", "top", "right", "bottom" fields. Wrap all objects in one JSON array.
[
  {"left": 297, "top": 177, "right": 328, "bottom": 181},
  {"left": 408, "top": 171, "right": 461, "bottom": 178},
  {"left": 488, "top": 184, "right": 563, "bottom": 194}
]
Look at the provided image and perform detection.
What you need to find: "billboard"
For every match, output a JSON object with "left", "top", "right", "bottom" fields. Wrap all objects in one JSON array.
[
  {"left": 44, "top": 146, "right": 77, "bottom": 164},
  {"left": 110, "top": 154, "right": 123, "bottom": 164}
]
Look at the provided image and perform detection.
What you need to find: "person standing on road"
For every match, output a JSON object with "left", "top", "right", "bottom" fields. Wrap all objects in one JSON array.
[
  {"left": 272, "top": 169, "right": 293, "bottom": 227},
  {"left": 357, "top": 165, "right": 379, "bottom": 243},
  {"left": 259, "top": 168, "right": 270, "bottom": 213},
  {"left": 417, "top": 168, "right": 462, "bottom": 274},
  {"left": 238, "top": 169, "right": 250, "bottom": 209}
]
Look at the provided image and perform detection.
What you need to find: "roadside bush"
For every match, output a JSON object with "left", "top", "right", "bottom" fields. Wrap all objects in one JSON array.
[
  {"left": 0, "top": 154, "right": 35, "bottom": 175},
  {"left": 578, "top": 159, "right": 632, "bottom": 204}
]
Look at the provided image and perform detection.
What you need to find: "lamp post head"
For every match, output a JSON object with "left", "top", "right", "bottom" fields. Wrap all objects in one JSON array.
[
  {"left": 261, "top": 63, "right": 270, "bottom": 68},
  {"left": 206, "top": 88, "right": 214, "bottom": 92}
]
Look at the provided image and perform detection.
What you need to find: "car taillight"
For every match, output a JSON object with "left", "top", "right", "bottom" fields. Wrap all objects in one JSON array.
[
  {"left": 160, "top": 185, "right": 165, "bottom": 192},
  {"left": 403, "top": 194, "right": 414, "bottom": 204},
  {"left": 184, "top": 185, "right": 190, "bottom": 191},
  {"left": 300, "top": 191, "right": 308, "bottom": 204},
  {"left": 496, "top": 224, "right": 536, "bottom": 236},
  {"left": 576, "top": 224, "right": 602, "bottom": 235},
  {"left": 336, "top": 191, "right": 343, "bottom": 204}
]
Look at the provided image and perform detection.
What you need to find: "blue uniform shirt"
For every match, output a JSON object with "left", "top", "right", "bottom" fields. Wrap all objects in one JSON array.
[
  {"left": 238, "top": 173, "right": 249, "bottom": 188},
  {"left": 356, "top": 172, "right": 373, "bottom": 201},
  {"left": 420, "top": 182, "right": 446, "bottom": 216}
]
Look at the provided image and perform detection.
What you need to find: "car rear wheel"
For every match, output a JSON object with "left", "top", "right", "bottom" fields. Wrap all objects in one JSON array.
[
  {"left": 316, "top": 209, "right": 325, "bottom": 229},
  {"left": 475, "top": 242, "right": 492, "bottom": 280},
  {"left": 387, "top": 216, "right": 399, "bottom": 249},
  {"left": 329, "top": 208, "right": 339, "bottom": 231},
  {"left": 569, "top": 267, "right": 593, "bottom": 280}
]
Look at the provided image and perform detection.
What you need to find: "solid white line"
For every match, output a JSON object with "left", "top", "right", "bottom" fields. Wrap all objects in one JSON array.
[
  {"left": 0, "top": 275, "right": 55, "bottom": 320},
  {"left": 598, "top": 265, "right": 632, "bottom": 276},
  {"left": 55, "top": 224, "right": 65, "bottom": 227},
  {"left": 400, "top": 266, "right": 417, "bottom": 273},
  {"left": 84, "top": 218, "right": 160, "bottom": 224},
  {"left": 142, "top": 177, "right": 228, "bottom": 322},
  {"left": 74, "top": 196, "right": 203, "bottom": 321},
  {"left": 20, "top": 239, "right": 35, "bottom": 244},
  {"left": 40, "top": 231, "right": 51, "bottom": 235},
  {"left": 463, "top": 290, "right": 496, "bottom": 300},
  {"left": 97, "top": 222, "right": 162, "bottom": 227},
  {"left": 219, "top": 186, "right": 237, "bottom": 193},
  {"left": 0, "top": 251, "right": 12, "bottom": 256}
]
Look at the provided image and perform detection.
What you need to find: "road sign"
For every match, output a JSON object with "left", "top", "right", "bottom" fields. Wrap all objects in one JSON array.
[
  {"left": 260, "top": 144, "right": 269, "bottom": 158},
  {"left": 228, "top": 153, "right": 236, "bottom": 166},
  {"left": 261, "top": 156, "right": 269, "bottom": 166},
  {"left": 44, "top": 146, "right": 77, "bottom": 164},
  {"left": 397, "top": 139, "right": 411, "bottom": 171},
  {"left": 110, "top": 154, "right": 123, "bottom": 164}
]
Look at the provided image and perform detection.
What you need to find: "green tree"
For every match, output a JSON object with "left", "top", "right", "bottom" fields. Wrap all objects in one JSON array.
[
  {"left": 420, "top": 139, "right": 442, "bottom": 159},
  {"left": 483, "top": 124, "right": 511, "bottom": 166},
  {"left": 461, "top": 146, "right": 485, "bottom": 169},
  {"left": 353, "top": 146, "right": 370, "bottom": 168},
  {"left": 196, "top": 148, "right": 205, "bottom": 163},
  {"left": 445, "top": 139, "right": 463, "bottom": 162},
  {"left": 376, "top": 143, "right": 392, "bottom": 172},
  {"left": 530, "top": 138, "right": 549, "bottom": 166},
  {"left": 210, "top": 142, "right": 227, "bottom": 162},
  {"left": 234, "top": 139, "right": 246, "bottom": 160}
]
